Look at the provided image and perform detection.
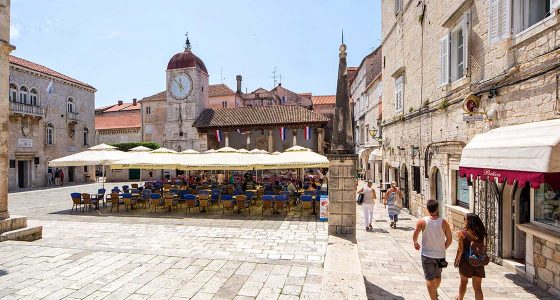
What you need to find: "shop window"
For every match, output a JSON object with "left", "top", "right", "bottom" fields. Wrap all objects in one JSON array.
[
  {"left": 534, "top": 183, "right": 560, "bottom": 228},
  {"left": 413, "top": 166, "right": 421, "bottom": 192},
  {"left": 455, "top": 170, "right": 469, "bottom": 208}
]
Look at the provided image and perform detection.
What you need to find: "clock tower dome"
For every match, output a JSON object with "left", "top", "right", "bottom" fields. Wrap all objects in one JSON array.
[{"left": 164, "top": 35, "right": 209, "bottom": 151}]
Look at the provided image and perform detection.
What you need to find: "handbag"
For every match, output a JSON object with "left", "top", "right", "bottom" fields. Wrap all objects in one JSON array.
[
  {"left": 356, "top": 193, "right": 364, "bottom": 205},
  {"left": 394, "top": 191, "right": 403, "bottom": 209}
]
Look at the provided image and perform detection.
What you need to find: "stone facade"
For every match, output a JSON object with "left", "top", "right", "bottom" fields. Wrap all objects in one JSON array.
[
  {"left": 532, "top": 236, "right": 560, "bottom": 296},
  {"left": 381, "top": 0, "right": 560, "bottom": 292},
  {"left": 8, "top": 58, "right": 95, "bottom": 189}
]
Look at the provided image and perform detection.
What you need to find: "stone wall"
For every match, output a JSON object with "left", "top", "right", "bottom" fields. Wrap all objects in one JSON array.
[
  {"left": 327, "top": 156, "right": 357, "bottom": 236},
  {"left": 96, "top": 128, "right": 141, "bottom": 145},
  {"left": 533, "top": 237, "right": 560, "bottom": 297}
]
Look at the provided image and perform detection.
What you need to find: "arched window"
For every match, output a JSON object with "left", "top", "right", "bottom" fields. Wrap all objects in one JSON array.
[
  {"left": 9, "top": 83, "right": 17, "bottom": 102},
  {"left": 46, "top": 124, "right": 54, "bottom": 145},
  {"left": 67, "top": 97, "right": 74, "bottom": 113},
  {"left": 29, "top": 88, "right": 38, "bottom": 106},
  {"left": 19, "top": 86, "right": 28, "bottom": 104},
  {"left": 83, "top": 127, "right": 89, "bottom": 147}
]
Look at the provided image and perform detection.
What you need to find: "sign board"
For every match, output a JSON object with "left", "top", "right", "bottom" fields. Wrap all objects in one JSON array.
[
  {"left": 319, "top": 194, "right": 329, "bottom": 222},
  {"left": 17, "top": 138, "right": 33, "bottom": 148},
  {"left": 463, "top": 114, "right": 484, "bottom": 122}
]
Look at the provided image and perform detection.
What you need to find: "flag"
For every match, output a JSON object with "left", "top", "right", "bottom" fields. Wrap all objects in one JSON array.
[
  {"left": 304, "top": 126, "right": 311, "bottom": 140},
  {"left": 279, "top": 127, "right": 287, "bottom": 141},
  {"left": 46, "top": 80, "right": 54, "bottom": 94},
  {"left": 216, "top": 129, "right": 222, "bottom": 142}
]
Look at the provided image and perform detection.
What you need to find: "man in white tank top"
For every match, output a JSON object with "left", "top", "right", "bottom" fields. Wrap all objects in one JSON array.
[{"left": 412, "top": 199, "right": 452, "bottom": 300}]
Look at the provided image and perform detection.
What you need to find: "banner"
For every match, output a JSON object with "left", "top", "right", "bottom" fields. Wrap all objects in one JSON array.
[
  {"left": 319, "top": 194, "right": 329, "bottom": 222},
  {"left": 279, "top": 127, "right": 287, "bottom": 141}
]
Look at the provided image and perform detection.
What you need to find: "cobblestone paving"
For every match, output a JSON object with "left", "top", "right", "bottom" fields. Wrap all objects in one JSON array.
[
  {"left": 0, "top": 183, "right": 327, "bottom": 299},
  {"left": 357, "top": 185, "right": 555, "bottom": 300}
]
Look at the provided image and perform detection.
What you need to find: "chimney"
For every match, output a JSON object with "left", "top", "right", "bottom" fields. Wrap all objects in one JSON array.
[
  {"left": 132, "top": 98, "right": 137, "bottom": 106},
  {"left": 236, "top": 75, "right": 242, "bottom": 94},
  {"left": 117, "top": 100, "right": 123, "bottom": 105}
]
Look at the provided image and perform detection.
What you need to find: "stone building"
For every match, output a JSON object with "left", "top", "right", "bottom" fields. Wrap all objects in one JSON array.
[
  {"left": 95, "top": 99, "right": 141, "bottom": 145},
  {"left": 349, "top": 46, "right": 382, "bottom": 179},
  {"left": 381, "top": 0, "right": 560, "bottom": 294},
  {"left": 8, "top": 55, "right": 95, "bottom": 189}
]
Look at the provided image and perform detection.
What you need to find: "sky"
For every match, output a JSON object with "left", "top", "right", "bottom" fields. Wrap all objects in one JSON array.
[{"left": 10, "top": 0, "right": 381, "bottom": 107}]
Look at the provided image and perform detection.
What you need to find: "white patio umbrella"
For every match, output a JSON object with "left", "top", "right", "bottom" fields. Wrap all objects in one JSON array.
[
  {"left": 48, "top": 143, "right": 129, "bottom": 188},
  {"left": 110, "top": 147, "right": 182, "bottom": 170},
  {"left": 180, "top": 147, "right": 263, "bottom": 171},
  {"left": 261, "top": 146, "right": 329, "bottom": 169}
]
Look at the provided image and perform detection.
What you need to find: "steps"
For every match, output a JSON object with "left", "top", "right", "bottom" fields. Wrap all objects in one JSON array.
[{"left": 0, "top": 216, "right": 42, "bottom": 242}]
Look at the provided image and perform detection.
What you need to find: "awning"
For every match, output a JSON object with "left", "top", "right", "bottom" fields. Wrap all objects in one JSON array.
[
  {"left": 369, "top": 148, "right": 382, "bottom": 162},
  {"left": 459, "top": 119, "right": 560, "bottom": 188}
]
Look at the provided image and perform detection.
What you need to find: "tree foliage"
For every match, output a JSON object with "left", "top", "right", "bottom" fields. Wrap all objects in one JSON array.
[{"left": 110, "top": 142, "right": 160, "bottom": 152}]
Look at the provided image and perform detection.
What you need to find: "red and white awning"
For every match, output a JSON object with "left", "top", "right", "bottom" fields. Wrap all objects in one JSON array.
[{"left": 459, "top": 119, "right": 560, "bottom": 188}]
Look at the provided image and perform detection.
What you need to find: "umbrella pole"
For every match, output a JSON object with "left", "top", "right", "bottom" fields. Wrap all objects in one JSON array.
[{"left": 102, "top": 165, "right": 106, "bottom": 189}]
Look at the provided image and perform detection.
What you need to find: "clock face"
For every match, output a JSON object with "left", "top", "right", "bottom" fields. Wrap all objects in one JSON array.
[{"left": 169, "top": 73, "right": 192, "bottom": 100}]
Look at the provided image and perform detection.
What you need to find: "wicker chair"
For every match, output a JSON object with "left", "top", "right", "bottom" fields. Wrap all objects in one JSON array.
[
  {"left": 262, "top": 195, "right": 274, "bottom": 215},
  {"left": 163, "top": 193, "right": 178, "bottom": 212},
  {"left": 70, "top": 193, "right": 82, "bottom": 212},
  {"left": 183, "top": 194, "right": 197, "bottom": 213},
  {"left": 300, "top": 195, "right": 313, "bottom": 215},
  {"left": 109, "top": 193, "right": 122, "bottom": 212},
  {"left": 149, "top": 193, "right": 163, "bottom": 212},
  {"left": 274, "top": 195, "right": 288, "bottom": 216},
  {"left": 221, "top": 194, "right": 235, "bottom": 214},
  {"left": 234, "top": 195, "right": 248, "bottom": 213},
  {"left": 198, "top": 195, "right": 210, "bottom": 212}
]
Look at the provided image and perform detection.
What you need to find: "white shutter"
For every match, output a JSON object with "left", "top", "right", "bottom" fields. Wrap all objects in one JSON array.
[
  {"left": 489, "top": 0, "right": 500, "bottom": 43},
  {"left": 462, "top": 12, "right": 470, "bottom": 75},
  {"left": 498, "top": 0, "right": 510, "bottom": 39},
  {"left": 440, "top": 35, "right": 449, "bottom": 85}
]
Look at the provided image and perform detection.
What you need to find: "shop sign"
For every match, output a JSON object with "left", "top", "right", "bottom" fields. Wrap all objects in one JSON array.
[
  {"left": 319, "top": 194, "right": 329, "bottom": 222},
  {"left": 17, "top": 138, "right": 33, "bottom": 148},
  {"left": 463, "top": 114, "right": 484, "bottom": 122}
]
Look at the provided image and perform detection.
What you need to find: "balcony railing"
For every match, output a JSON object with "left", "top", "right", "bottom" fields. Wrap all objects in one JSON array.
[
  {"left": 67, "top": 111, "right": 79, "bottom": 122},
  {"left": 9, "top": 102, "right": 46, "bottom": 118}
]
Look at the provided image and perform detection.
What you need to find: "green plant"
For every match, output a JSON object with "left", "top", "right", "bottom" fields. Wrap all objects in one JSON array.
[
  {"left": 409, "top": 106, "right": 414, "bottom": 113},
  {"left": 110, "top": 142, "right": 160, "bottom": 152},
  {"left": 438, "top": 99, "right": 450, "bottom": 111},
  {"left": 423, "top": 100, "right": 430, "bottom": 108},
  {"left": 397, "top": 114, "right": 405, "bottom": 122}
]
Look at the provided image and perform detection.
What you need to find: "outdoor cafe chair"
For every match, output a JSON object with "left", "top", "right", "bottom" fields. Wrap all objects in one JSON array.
[
  {"left": 170, "top": 188, "right": 180, "bottom": 196},
  {"left": 198, "top": 195, "right": 210, "bottom": 212},
  {"left": 178, "top": 190, "right": 190, "bottom": 207},
  {"left": 183, "top": 194, "right": 197, "bottom": 213},
  {"left": 122, "top": 193, "right": 137, "bottom": 211},
  {"left": 122, "top": 185, "right": 130, "bottom": 193},
  {"left": 94, "top": 189, "right": 106, "bottom": 207},
  {"left": 262, "top": 195, "right": 274, "bottom": 215},
  {"left": 163, "top": 194, "right": 178, "bottom": 212},
  {"left": 245, "top": 191, "right": 255, "bottom": 204},
  {"left": 109, "top": 193, "right": 122, "bottom": 212},
  {"left": 210, "top": 189, "right": 221, "bottom": 208},
  {"left": 70, "top": 193, "right": 82, "bottom": 212},
  {"left": 221, "top": 194, "right": 235, "bottom": 214},
  {"left": 163, "top": 184, "right": 172, "bottom": 193},
  {"left": 131, "top": 183, "right": 139, "bottom": 189},
  {"left": 273, "top": 195, "right": 288, "bottom": 216},
  {"left": 149, "top": 193, "right": 163, "bottom": 212},
  {"left": 138, "top": 189, "right": 151, "bottom": 209},
  {"left": 234, "top": 195, "right": 248, "bottom": 213},
  {"left": 82, "top": 193, "right": 98, "bottom": 212},
  {"left": 300, "top": 195, "right": 313, "bottom": 215}
]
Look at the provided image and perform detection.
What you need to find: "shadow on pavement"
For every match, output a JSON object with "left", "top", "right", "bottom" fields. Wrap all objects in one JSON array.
[
  {"left": 0, "top": 270, "right": 7, "bottom": 277},
  {"left": 504, "top": 274, "right": 556, "bottom": 300},
  {"left": 364, "top": 277, "right": 404, "bottom": 300}
]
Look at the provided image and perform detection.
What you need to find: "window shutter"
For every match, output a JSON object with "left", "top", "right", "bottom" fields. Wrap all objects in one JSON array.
[
  {"left": 462, "top": 12, "right": 470, "bottom": 75},
  {"left": 489, "top": 0, "right": 500, "bottom": 44},
  {"left": 440, "top": 35, "right": 449, "bottom": 85},
  {"left": 498, "top": 0, "right": 510, "bottom": 39}
]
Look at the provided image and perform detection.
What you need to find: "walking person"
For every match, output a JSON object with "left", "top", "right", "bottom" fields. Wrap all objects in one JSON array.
[
  {"left": 412, "top": 199, "right": 453, "bottom": 300},
  {"left": 455, "top": 213, "right": 487, "bottom": 300},
  {"left": 358, "top": 181, "right": 376, "bottom": 230},
  {"left": 47, "top": 169, "right": 53, "bottom": 186},
  {"left": 54, "top": 168, "right": 60, "bottom": 186},
  {"left": 384, "top": 181, "right": 403, "bottom": 228},
  {"left": 60, "top": 169, "right": 65, "bottom": 186}
]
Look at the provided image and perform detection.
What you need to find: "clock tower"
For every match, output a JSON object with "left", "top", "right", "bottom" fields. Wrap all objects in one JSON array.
[{"left": 164, "top": 36, "right": 209, "bottom": 151}]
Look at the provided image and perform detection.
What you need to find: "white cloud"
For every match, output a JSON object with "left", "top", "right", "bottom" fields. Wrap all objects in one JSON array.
[{"left": 10, "top": 24, "right": 20, "bottom": 40}]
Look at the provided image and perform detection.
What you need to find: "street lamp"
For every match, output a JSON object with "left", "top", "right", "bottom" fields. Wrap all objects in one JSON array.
[{"left": 369, "top": 127, "right": 381, "bottom": 142}]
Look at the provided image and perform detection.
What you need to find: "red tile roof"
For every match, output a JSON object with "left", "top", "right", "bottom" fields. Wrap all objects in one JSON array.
[
  {"left": 193, "top": 105, "right": 329, "bottom": 129},
  {"left": 311, "top": 95, "right": 336, "bottom": 105},
  {"left": 102, "top": 102, "right": 141, "bottom": 112},
  {"left": 9, "top": 55, "right": 95, "bottom": 90},
  {"left": 141, "top": 91, "right": 166, "bottom": 102},
  {"left": 95, "top": 111, "right": 141, "bottom": 130},
  {"left": 209, "top": 84, "right": 235, "bottom": 97}
]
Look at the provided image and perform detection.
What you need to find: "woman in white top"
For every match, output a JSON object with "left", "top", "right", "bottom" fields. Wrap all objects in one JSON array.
[{"left": 358, "top": 181, "right": 377, "bottom": 230}]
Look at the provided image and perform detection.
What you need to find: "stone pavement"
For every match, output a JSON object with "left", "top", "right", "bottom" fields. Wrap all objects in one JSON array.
[
  {"left": 356, "top": 186, "right": 555, "bottom": 299},
  {"left": 0, "top": 182, "right": 327, "bottom": 299}
]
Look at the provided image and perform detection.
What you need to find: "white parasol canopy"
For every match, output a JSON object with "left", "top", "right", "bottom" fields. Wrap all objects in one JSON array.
[
  {"left": 110, "top": 147, "right": 183, "bottom": 169},
  {"left": 49, "top": 144, "right": 127, "bottom": 167},
  {"left": 129, "top": 146, "right": 152, "bottom": 152},
  {"left": 261, "top": 146, "right": 329, "bottom": 169},
  {"left": 180, "top": 147, "right": 261, "bottom": 170}
]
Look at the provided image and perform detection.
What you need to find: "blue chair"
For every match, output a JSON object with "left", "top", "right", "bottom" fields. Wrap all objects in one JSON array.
[
  {"left": 121, "top": 193, "right": 136, "bottom": 211},
  {"left": 274, "top": 195, "right": 288, "bottom": 215},
  {"left": 149, "top": 193, "right": 163, "bottom": 211},
  {"left": 182, "top": 194, "right": 197, "bottom": 213},
  {"left": 138, "top": 189, "right": 151, "bottom": 208},
  {"left": 245, "top": 191, "right": 255, "bottom": 203},
  {"left": 199, "top": 189, "right": 210, "bottom": 196},
  {"left": 70, "top": 193, "right": 82, "bottom": 212},
  {"left": 95, "top": 189, "right": 106, "bottom": 206},
  {"left": 262, "top": 195, "right": 274, "bottom": 215},
  {"left": 111, "top": 187, "right": 120, "bottom": 194},
  {"left": 221, "top": 194, "right": 235, "bottom": 214},
  {"left": 122, "top": 185, "right": 130, "bottom": 193},
  {"left": 233, "top": 188, "right": 243, "bottom": 196},
  {"left": 170, "top": 188, "right": 179, "bottom": 196}
]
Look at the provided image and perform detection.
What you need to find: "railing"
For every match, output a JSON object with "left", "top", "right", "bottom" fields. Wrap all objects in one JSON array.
[
  {"left": 9, "top": 102, "right": 46, "bottom": 118},
  {"left": 67, "top": 111, "right": 79, "bottom": 122}
]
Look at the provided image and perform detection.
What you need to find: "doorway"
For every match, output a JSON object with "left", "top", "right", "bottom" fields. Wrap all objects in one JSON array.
[
  {"left": 434, "top": 168, "right": 445, "bottom": 218},
  {"left": 129, "top": 169, "right": 140, "bottom": 180},
  {"left": 401, "top": 165, "right": 409, "bottom": 208},
  {"left": 17, "top": 160, "right": 28, "bottom": 188},
  {"left": 512, "top": 183, "right": 530, "bottom": 260},
  {"left": 68, "top": 167, "right": 75, "bottom": 182}
]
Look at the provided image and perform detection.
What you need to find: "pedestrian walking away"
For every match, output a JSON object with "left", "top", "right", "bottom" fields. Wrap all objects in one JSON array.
[
  {"left": 384, "top": 181, "right": 403, "bottom": 228},
  {"left": 455, "top": 213, "right": 488, "bottom": 300},
  {"left": 47, "top": 169, "right": 53, "bottom": 185},
  {"left": 358, "top": 180, "right": 377, "bottom": 230},
  {"left": 60, "top": 169, "right": 65, "bottom": 185},
  {"left": 412, "top": 199, "right": 453, "bottom": 300},
  {"left": 54, "top": 168, "right": 60, "bottom": 186}
]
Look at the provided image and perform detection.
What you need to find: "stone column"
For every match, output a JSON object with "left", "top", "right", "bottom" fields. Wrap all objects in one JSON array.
[
  {"left": 327, "top": 154, "right": 357, "bottom": 236},
  {"left": 317, "top": 128, "right": 324, "bottom": 154},
  {"left": 0, "top": 1, "right": 14, "bottom": 220},
  {"left": 224, "top": 131, "right": 229, "bottom": 147},
  {"left": 268, "top": 130, "right": 273, "bottom": 153},
  {"left": 292, "top": 129, "right": 297, "bottom": 146}
]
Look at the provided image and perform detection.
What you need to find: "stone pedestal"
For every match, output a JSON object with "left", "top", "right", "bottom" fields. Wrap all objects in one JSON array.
[{"left": 327, "top": 154, "right": 357, "bottom": 236}]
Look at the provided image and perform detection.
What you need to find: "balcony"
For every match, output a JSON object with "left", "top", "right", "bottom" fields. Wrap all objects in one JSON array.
[
  {"left": 9, "top": 102, "right": 46, "bottom": 118},
  {"left": 66, "top": 111, "right": 79, "bottom": 124}
]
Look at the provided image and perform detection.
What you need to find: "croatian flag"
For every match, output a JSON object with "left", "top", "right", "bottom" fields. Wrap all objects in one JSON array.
[
  {"left": 304, "top": 126, "right": 311, "bottom": 140},
  {"left": 46, "top": 80, "right": 54, "bottom": 94},
  {"left": 279, "top": 127, "right": 287, "bottom": 141},
  {"left": 216, "top": 129, "right": 222, "bottom": 142}
]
